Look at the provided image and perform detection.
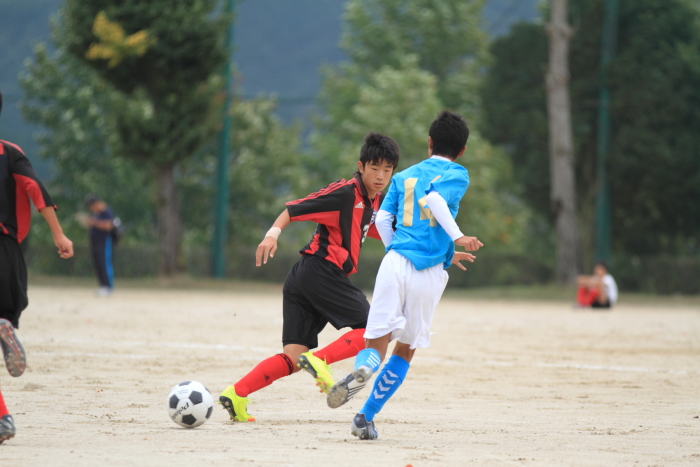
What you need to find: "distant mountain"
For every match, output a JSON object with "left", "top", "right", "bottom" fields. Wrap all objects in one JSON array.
[
  {"left": 235, "top": 0, "right": 540, "bottom": 121},
  {"left": 0, "top": 0, "right": 539, "bottom": 175}
]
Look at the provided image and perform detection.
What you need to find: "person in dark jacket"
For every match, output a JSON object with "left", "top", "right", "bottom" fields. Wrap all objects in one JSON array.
[{"left": 85, "top": 194, "right": 115, "bottom": 296}]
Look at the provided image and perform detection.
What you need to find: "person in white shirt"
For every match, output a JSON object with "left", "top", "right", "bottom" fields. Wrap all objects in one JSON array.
[{"left": 576, "top": 261, "right": 618, "bottom": 309}]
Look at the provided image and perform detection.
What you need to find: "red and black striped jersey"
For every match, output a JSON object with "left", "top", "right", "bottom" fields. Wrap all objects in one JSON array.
[
  {"left": 286, "top": 173, "right": 382, "bottom": 276},
  {"left": 0, "top": 140, "right": 56, "bottom": 243}
]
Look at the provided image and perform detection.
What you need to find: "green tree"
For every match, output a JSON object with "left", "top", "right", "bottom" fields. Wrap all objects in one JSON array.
[
  {"left": 341, "top": 0, "right": 488, "bottom": 112},
  {"left": 19, "top": 44, "right": 155, "bottom": 246},
  {"left": 180, "top": 96, "right": 305, "bottom": 248},
  {"left": 61, "top": 0, "right": 227, "bottom": 275},
  {"left": 311, "top": 0, "right": 529, "bottom": 251},
  {"left": 20, "top": 21, "right": 305, "bottom": 267},
  {"left": 313, "top": 61, "right": 530, "bottom": 252},
  {"left": 312, "top": 56, "right": 442, "bottom": 180},
  {"left": 481, "top": 0, "right": 700, "bottom": 259}
]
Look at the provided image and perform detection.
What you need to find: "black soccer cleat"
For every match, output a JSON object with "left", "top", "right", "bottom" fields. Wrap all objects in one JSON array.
[
  {"left": 0, "top": 415, "right": 16, "bottom": 444},
  {"left": 350, "top": 413, "right": 378, "bottom": 440},
  {"left": 0, "top": 319, "right": 26, "bottom": 377}
]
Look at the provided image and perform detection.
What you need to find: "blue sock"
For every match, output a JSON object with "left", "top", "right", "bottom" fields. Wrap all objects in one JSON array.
[
  {"left": 359, "top": 355, "right": 410, "bottom": 422},
  {"left": 354, "top": 348, "right": 382, "bottom": 373}
]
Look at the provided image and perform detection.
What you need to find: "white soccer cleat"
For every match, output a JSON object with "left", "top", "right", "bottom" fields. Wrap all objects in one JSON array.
[{"left": 327, "top": 365, "right": 373, "bottom": 409}]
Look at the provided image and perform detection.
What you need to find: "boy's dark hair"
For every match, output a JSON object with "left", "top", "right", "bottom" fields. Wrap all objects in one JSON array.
[
  {"left": 594, "top": 260, "right": 610, "bottom": 273},
  {"left": 359, "top": 132, "right": 400, "bottom": 169},
  {"left": 428, "top": 110, "right": 469, "bottom": 159},
  {"left": 85, "top": 193, "right": 101, "bottom": 206}
]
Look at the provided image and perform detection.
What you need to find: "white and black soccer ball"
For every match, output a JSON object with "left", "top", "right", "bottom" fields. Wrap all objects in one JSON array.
[{"left": 167, "top": 381, "right": 214, "bottom": 428}]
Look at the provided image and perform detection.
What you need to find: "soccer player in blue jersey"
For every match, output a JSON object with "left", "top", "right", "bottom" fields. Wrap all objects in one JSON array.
[{"left": 326, "top": 110, "right": 483, "bottom": 440}]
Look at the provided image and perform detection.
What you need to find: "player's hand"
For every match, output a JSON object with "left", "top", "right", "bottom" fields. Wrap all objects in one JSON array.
[
  {"left": 74, "top": 212, "right": 91, "bottom": 228},
  {"left": 255, "top": 237, "right": 278, "bottom": 266},
  {"left": 455, "top": 235, "right": 483, "bottom": 252},
  {"left": 451, "top": 251, "right": 476, "bottom": 271},
  {"left": 54, "top": 234, "right": 74, "bottom": 258}
]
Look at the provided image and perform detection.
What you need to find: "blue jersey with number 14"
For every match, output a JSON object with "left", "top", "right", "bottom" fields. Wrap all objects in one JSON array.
[{"left": 380, "top": 157, "right": 470, "bottom": 271}]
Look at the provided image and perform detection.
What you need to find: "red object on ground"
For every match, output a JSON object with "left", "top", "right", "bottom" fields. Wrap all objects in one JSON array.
[{"left": 577, "top": 286, "right": 600, "bottom": 306}]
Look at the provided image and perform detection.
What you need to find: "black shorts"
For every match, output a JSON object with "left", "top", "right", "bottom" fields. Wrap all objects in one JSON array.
[
  {"left": 282, "top": 254, "right": 369, "bottom": 349},
  {"left": 0, "top": 234, "right": 28, "bottom": 328},
  {"left": 591, "top": 299, "right": 612, "bottom": 309}
]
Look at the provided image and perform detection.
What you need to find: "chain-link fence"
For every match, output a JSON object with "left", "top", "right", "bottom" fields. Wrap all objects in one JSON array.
[{"left": 23, "top": 245, "right": 699, "bottom": 294}]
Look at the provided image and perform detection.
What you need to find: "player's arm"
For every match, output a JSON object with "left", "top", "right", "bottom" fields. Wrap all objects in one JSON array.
[
  {"left": 88, "top": 217, "right": 114, "bottom": 231},
  {"left": 425, "top": 191, "right": 483, "bottom": 251},
  {"left": 39, "top": 207, "right": 73, "bottom": 258},
  {"left": 8, "top": 144, "right": 73, "bottom": 258},
  {"left": 374, "top": 210, "right": 395, "bottom": 247},
  {"left": 257, "top": 181, "right": 348, "bottom": 267},
  {"left": 255, "top": 209, "right": 291, "bottom": 266},
  {"left": 8, "top": 143, "right": 57, "bottom": 212},
  {"left": 374, "top": 179, "right": 399, "bottom": 247}
]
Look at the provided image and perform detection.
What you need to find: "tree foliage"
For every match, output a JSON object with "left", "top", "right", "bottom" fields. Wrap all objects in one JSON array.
[
  {"left": 62, "top": 0, "right": 225, "bottom": 98},
  {"left": 20, "top": 13, "right": 304, "bottom": 254},
  {"left": 180, "top": 97, "right": 306, "bottom": 247},
  {"left": 54, "top": 0, "right": 229, "bottom": 274},
  {"left": 19, "top": 44, "right": 155, "bottom": 245},
  {"left": 312, "top": 0, "right": 533, "bottom": 253},
  {"left": 481, "top": 0, "right": 700, "bottom": 256},
  {"left": 342, "top": 0, "right": 488, "bottom": 111}
]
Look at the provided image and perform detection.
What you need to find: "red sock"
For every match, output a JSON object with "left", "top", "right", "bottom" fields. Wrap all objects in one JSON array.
[
  {"left": 314, "top": 328, "right": 365, "bottom": 365},
  {"left": 233, "top": 353, "right": 294, "bottom": 397},
  {"left": 0, "top": 390, "right": 8, "bottom": 417}
]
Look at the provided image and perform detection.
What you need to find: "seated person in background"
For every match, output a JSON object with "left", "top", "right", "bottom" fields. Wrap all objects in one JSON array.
[{"left": 576, "top": 261, "right": 618, "bottom": 309}]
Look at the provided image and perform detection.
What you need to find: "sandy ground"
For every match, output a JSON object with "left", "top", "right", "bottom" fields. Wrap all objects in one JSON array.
[{"left": 0, "top": 284, "right": 699, "bottom": 467}]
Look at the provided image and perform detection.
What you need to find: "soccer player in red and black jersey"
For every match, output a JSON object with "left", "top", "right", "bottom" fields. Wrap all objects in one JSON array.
[
  {"left": 219, "top": 133, "right": 400, "bottom": 422},
  {"left": 0, "top": 92, "right": 74, "bottom": 443}
]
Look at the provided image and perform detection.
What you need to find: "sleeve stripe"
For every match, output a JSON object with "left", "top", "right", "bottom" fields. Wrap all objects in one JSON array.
[
  {"left": 0, "top": 140, "right": 24, "bottom": 154},
  {"left": 286, "top": 180, "right": 350, "bottom": 205},
  {"left": 13, "top": 174, "right": 49, "bottom": 211}
]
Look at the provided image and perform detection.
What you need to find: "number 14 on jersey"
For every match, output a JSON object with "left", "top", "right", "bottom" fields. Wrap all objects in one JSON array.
[{"left": 402, "top": 177, "right": 439, "bottom": 227}]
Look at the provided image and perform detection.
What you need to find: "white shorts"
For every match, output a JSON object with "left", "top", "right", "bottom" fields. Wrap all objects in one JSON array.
[{"left": 364, "top": 250, "right": 449, "bottom": 349}]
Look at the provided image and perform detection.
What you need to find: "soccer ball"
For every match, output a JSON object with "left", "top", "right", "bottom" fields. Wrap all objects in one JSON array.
[{"left": 167, "top": 381, "right": 214, "bottom": 428}]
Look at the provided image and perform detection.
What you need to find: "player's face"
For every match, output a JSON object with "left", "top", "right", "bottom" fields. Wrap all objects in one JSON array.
[{"left": 358, "top": 159, "right": 394, "bottom": 198}]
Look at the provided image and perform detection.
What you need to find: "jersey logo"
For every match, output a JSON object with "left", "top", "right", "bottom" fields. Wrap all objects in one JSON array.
[{"left": 354, "top": 202, "right": 364, "bottom": 209}]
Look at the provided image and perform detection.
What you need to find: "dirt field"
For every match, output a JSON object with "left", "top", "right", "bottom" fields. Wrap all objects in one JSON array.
[{"left": 1, "top": 284, "right": 698, "bottom": 466}]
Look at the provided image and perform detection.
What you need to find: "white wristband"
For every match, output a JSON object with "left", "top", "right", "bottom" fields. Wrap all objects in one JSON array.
[{"left": 265, "top": 227, "right": 281, "bottom": 240}]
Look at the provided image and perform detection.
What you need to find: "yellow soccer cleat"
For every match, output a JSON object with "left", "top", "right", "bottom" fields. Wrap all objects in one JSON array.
[
  {"left": 219, "top": 386, "right": 255, "bottom": 422},
  {"left": 298, "top": 352, "right": 335, "bottom": 394}
]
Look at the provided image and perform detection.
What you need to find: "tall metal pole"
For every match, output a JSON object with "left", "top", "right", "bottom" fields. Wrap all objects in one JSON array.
[
  {"left": 212, "top": 0, "right": 235, "bottom": 278},
  {"left": 594, "top": 0, "right": 619, "bottom": 264}
]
